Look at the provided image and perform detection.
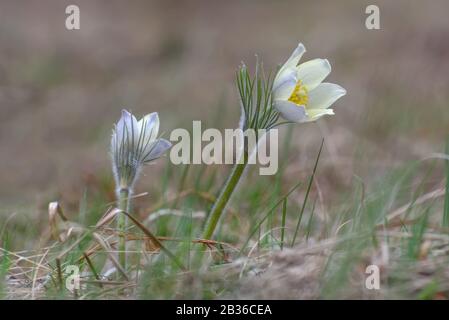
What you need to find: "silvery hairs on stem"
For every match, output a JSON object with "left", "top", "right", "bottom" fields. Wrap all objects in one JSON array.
[
  {"left": 236, "top": 60, "right": 280, "bottom": 134},
  {"left": 110, "top": 109, "right": 172, "bottom": 194}
]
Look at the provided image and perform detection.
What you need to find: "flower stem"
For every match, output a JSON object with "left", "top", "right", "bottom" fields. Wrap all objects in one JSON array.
[
  {"left": 202, "top": 152, "right": 248, "bottom": 240},
  {"left": 117, "top": 188, "right": 130, "bottom": 277}
]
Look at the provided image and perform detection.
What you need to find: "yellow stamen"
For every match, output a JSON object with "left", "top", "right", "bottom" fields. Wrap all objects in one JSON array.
[{"left": 288, "top": 80, "right": 308, "bottom": 106}]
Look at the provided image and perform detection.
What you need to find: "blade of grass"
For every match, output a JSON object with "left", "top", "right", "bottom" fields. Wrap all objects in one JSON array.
[
  {"left": 238, "top": 180, "right": 303, "bottom": 256},
  {"left": 402, "top": 160, "right": 436, "bottom": 223},
  {"left": 407, "top": 208, "right": 430, "bottom": 260},
  {"left": 306, "top": 198, "right": 317, "bottom": 242},
  {"left": 291, "top": 138, "right": 324, "bottom": 247},
  {"left": 55, "top": 258, "right": 63, "bottom": 291},
  {"left": 172, "top": 164, "right": 190, "bottom": 209},
  {"left": 280, "top": 198, "right": 287, "bottom": 250}
]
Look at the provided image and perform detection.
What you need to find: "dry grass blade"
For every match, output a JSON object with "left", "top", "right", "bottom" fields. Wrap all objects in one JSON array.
[
  {"left": 92, "top": 232, "right": 129, "bottom": 281},
  {"left": 56, "top": 232, "right": 90, "bottom": 261},
  {"left": 96, "top": 207, "right": 121, "bottom": 228},
  {"left": 48, "top": 202, "right": 68, "bottom": 242},
  {"left": 119, "top": 209, "right": 187, "bottom": 271},
  {"left": 0, "top": 247, "right": 52, "bottom": 272},
  {"left": 80, "top": 280, "right": 127, "bottom": 286},
  {"left": 145, "top": 209, "right": 205, "bottom": 224},
  {"left": 31, "top": 245, "right": 52, "bottom": 299},
  {"left": 104, "top": 192, "right": 149, "bottom": 207},
  {"left": 383, "top": 188, "right": 445, "bottom": 225},
  {"left": 83, "top": 252, "right": 103, "bottom": 287},
  {"left": 146, "top": 189, "right": 240, "bottom": 218},
  {"left": 82, "top": 228, "right": 237, "bottom": 258},
  {"left": 58, "top": 207, "right": 118, "bottom": 262}
]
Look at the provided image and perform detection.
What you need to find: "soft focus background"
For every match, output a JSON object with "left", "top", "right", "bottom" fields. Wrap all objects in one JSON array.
[{"left": 0, "top": 0, "right": 448, "bottom": 218}]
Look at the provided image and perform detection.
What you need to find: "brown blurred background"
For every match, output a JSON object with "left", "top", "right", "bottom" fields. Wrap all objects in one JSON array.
[{"left": 1, "top": 0, "right": 448, "bottom": 207}]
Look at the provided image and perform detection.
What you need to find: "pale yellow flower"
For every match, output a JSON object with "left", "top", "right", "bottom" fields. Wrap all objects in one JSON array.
[{"left": 273, "top": 43, "right": 346, "bottom": 123}]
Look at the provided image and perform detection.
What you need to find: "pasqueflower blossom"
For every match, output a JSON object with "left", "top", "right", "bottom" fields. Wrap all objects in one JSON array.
[
  {"left": 273, "top": 43, "right": 346, "bottom": 123},
  {"left": 111, "top": 109, "right": 171, "bottom": 193}
]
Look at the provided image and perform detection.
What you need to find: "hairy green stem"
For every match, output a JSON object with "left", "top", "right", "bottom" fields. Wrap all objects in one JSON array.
[
  {"left": 117, "top": 188, "right": 130, "bottom": 277},
  {"left": 202, "top": 151, "right": 248, "bottom": 240}
]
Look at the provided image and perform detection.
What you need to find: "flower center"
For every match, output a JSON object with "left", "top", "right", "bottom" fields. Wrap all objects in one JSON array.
[{"left": 288, "top": 80, "right": 308, "bottom": 106}]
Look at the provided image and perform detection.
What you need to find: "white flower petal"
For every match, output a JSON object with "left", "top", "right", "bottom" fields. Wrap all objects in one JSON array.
[
  {"left": 274, "top": 100, "right": 307, "bottom": 123},
  {"left": 296, "top": 59, "right": 331, "bottom": 91},
  {"left": 273, "top": 68, "right": 297, "bottom": 101},
  {"left": 138, "top": 112, "right": 160, "bottom": 144},
  {"left": 280, "top": 43, "right": 306, "bottom": 73},
  {"left": 307, "top": 83, "right": 346, "bottom": 109},
  {"left": 274, "top": 43, "right": 305, "bottom": 87},
  {"left": 306, "top": 108, "right": 334, "bottom": 121},
  {"left": 273, "top": 67, "right": 296, "bottom": 90},
  {"left": 116, "top": 109, "right": 139, "bottom": 147},
  {"left": 143, "top": 138, "right": 172, "bottom": 162}
]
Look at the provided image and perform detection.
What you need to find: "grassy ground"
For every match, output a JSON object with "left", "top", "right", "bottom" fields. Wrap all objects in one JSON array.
[
  {"left": 1, "top": 136, "right": 449, "bottom": 299},
  {"left": 1, "top": 0, "right": 449, "bottom": 299}
]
